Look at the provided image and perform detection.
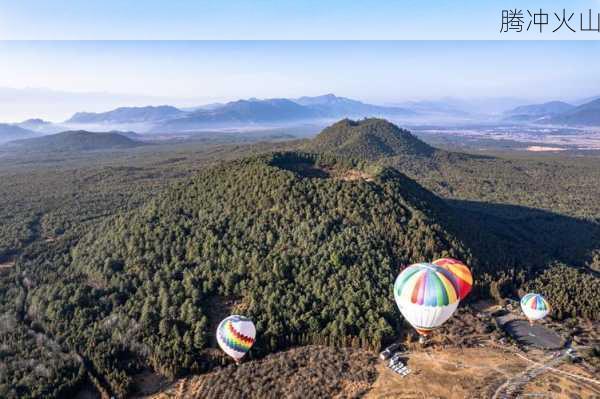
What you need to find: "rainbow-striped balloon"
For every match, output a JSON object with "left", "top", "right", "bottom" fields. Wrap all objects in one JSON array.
[
  {"left": 432, "top": 258, "right": 473, "bottom": 300},
  {"left": 216, "top": 315, "right": 256, "bottom": 362},
  {"left": 394, "top": 263, "right": 460, "bottom": 336},
  {"left": 520, "top": 293, "right": 549, "bottom": 323}
]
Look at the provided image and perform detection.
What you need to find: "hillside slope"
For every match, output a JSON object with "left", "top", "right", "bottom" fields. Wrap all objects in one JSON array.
[
  {"left": 548, "top": 98, "right": 600, "bottom": 126},
  {"left": 33, "top": 152, "right": 469, "bottom": 395},
  {"left": 5, "top": 130, "right": 144, "bottom": 152},
  {"left": 506, "top": 101, "right": 574, "bottom": 117},
  {"left": 305, "top": 118, "right": 435, "bottom": 160},
  {"left": 150, "top": 346, "right": 377, "bottom": 399},
  {"left": 0, "top": 123, "right": 40, "bottom": 144},
  {"left": 504, "top": 101, "right": 574, "bottom": 122}
]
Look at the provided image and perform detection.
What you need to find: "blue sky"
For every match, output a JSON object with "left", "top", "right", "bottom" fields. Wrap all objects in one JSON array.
[
  {"left": 0, "top": 40, "right": 598, "bottom": 121},
  {"left": 1, "top": 0, "right": 600, "bottom": 39}
]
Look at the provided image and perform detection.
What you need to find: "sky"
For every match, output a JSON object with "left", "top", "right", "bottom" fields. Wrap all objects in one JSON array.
[
  {"left": 1, "top": 0, "right": 600, "bottom": 39},
  {"left": 0, "top": 40, "right": 599, "bottom": 122}
]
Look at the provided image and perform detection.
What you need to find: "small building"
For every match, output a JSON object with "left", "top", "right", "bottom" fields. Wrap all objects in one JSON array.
[{"left": 379, "top": 342, "right": 403, "bottom": 360}]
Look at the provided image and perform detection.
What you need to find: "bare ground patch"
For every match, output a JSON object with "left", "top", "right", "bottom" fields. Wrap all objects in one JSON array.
[
  {"left": 145, "top": 346, "right": 377, "bottom": 399},
  {"left": 520, "top": 362, "right": 600, "bottom": 398},
  {"left": 367, "top": 347, "right": 600, "bottom": 399},
  {"left": 131, "top": 370, "right": 170, "bottom": 397},
  {"left": 336, "top": 169, "right": 375, "bottom": 182},
  {"left": 274, "top": 158, "right": 374, "bottom": 182}
]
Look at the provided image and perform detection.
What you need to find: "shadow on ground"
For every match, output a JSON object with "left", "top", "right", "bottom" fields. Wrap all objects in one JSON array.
[{"left": 448, "top": 199, "right": 600, "bottom": 272}]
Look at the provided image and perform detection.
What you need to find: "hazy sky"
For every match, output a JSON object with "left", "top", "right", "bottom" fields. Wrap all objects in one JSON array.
[
  {"left": 1, "top": 0, "right": 600, "bottom": 39},
  {"left": 0, "top": 41, "right": 599, "bottom": 122}
]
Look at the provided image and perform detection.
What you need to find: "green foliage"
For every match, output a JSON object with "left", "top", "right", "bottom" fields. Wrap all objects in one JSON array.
[
  {"left": 6, "top": 131, "right": 143, "bottom": 153},
  {"left": 305, "top": 118, "right": 435, "bottom": 160},
  {"left": 192, "top": 346, "right": 377, "bottom": 398},
  {"left": 0, "top": 320, "right": 84, "bottom": 399},
  {"left": 524, "top": 263, "right": 600, "bottom": 320},
  {"left": 59, "top": 152, "right": 467, "bottom": 390},
  {"left": 383, "top": 150, "right": 600, "bottom": 220},
  {"left": 1, "top": 120, "right": 600, "bottom": 398}
]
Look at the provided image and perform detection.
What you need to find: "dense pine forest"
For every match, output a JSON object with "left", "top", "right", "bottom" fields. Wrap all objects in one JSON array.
[{"left": 1, "top": 119, "right": 599, "bottom": 398}]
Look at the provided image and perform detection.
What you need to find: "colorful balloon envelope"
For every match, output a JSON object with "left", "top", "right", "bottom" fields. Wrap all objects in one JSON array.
[
  {"left": 520, "top": 293, "right": 549, "bottom": 323},
  {"left": 216, "top": 315, "right": 256, "bottom": 362},
  {"left": 394, "top": 263, "right": 460, "bottom": 336},
  {"left": 432, "top": 258, "right": 473, "bottom": 300}
]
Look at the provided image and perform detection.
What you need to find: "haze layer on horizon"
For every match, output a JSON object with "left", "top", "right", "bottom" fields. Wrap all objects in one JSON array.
[{"left": 0, "top": 40, "right": 598, "bottom": 122}]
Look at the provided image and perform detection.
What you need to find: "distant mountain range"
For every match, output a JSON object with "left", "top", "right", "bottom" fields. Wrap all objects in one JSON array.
[
  {"left": 546, "top": 98, "right": 600, "bottom": 126},
  {"left": 66, "top": 105, "right": 186, "bottom": 124},
  {"left": 293, "top": 93, "right": 415, "bottom": 118},
  {"left": 17, "top": 118, "right": 52, "bottom": 129},
  {"left": 4, "top": 94, "right": 600, "bottom": 138},
  {"left": 153, "top": 94, "right": 416, "bottom": 132},
  {"left": 57, "top": 94, "right": 415, "bottom": 132},
  {"left": 504, "top": 101, "right": 574, "bottom": 122},
  {"left": 157, "top": 98, "right": 317, "bottom": 131},
  {"left": 4, "top": 130, "right": 144, "bottom": 152},
  {"left": 15, "top": 118, "right": 65, "bottom": 134},
  {"left": 504, "top": 98, "right": 600, "bottom": 126}
]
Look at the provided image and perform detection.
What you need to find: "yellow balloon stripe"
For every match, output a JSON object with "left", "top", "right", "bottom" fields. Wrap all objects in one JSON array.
[
  {"left": 437, "top": 271, "right": 458, "bottom": 303},
  {"left": 448, "top": 263, "right": 473, "bottom": 285}
]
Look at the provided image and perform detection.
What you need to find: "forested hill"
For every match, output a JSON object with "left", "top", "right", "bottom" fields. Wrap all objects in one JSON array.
[
  {"left": 0, "top": 123, "right": 39, "bottom": 144},
  {"left": 305, "top": 118, "right": 435, "bottom": 160},
  {"left": 5, "top": 148, "right": 600, "bottom": 398},
  {"left": 32, "top": 152, "right": 467, "bottom": 395},
  {"left": 5, "top": 130, "right": 144, "bottom": 152},
  {"left": 547, "top": 98, "right": 600, "bottom": 126}
]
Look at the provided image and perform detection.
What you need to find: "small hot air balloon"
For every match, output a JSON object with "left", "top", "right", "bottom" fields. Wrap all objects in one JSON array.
[
  {"left": 520, "top": 293, "right": 549, "bottom": 325},
  {"left": 216, "top": 315, "right": 256, "bottom": 363},
  {"left": 394, "top": 263, "right": 460, "bottom": 338},
  {"left": 432, "top": 258, "right": 473, "bottom": 300}
]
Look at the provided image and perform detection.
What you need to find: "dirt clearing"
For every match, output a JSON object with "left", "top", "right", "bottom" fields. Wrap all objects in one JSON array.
[{"left": 366, "top": 347, "right": 600, "bottom": 399}]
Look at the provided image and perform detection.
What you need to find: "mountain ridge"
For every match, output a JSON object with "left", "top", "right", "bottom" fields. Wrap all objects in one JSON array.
[
  {"left": 504, "top": 101, "right": 574, "bottom": 122},
  {"left": 0, "top": 123, "right": 40, "bottom": 144},
  {"left": 294, "top": 94, "right": 415, "bottom": 117},
  {"left": 547, "top": 98, "right": 600, "bottom": 126},
  {"left": 305, "top": 118, "right": 435, "bottom": 160},
  {"left": 4, "top": 130, "right": 144, "bottom": 152},
  {"left": 60, "top": 95, "right": 416, "bottom": 132},
  {"left": 66, "top": 105, "right": 186, "bottom": 124}
]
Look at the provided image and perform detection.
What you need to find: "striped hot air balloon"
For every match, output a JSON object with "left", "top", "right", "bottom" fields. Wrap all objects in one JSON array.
[
  {"left": 520, "top": 293, "right": 549, "bottom": 324},
  {"left": 394, "top": 263, "right": 460, "bottom": 336},
  {"left": 432, "top": 258, "right": 473, "bottom": 300},
  {"left": 216, "top": 315, "right": 256, "bottom": 363}
]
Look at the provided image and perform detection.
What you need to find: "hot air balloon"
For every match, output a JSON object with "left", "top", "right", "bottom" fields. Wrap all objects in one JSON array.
[
  {"left": 216, "top": 315, "right": 256, "bottom": 363},
  {"left": 394, "top": 263, "right": 460, "bottom": 339},
  {"left": 520, "top": 293, "right": 549, "bottom": 325},
  {"left": 432, "top": 258, "right": 473, "bottom": 300}
]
